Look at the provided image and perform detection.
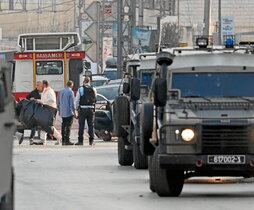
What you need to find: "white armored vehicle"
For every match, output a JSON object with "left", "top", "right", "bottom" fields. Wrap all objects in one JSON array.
[
  {"left": 141, "top": 38, "right": 254, "bottom": 196},
  {"left": 0, "top": 52, "right": 15, "bottom": 209}
]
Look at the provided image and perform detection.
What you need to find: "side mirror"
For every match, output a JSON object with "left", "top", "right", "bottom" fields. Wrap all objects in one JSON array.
[
  {"left": 130, "top": 78, "right": 140, "bottom": 101},
  {"left": 0, "top": 80, "right": 5, "bottom": 112},
  {"left": 84, "top": 61, "right": 91, "bottom": 70},
  {"left": 168, "top": 89, "right": 181, "bottom": 100},
  {"left": 153, "top": 78, "right": 167, "bottom": 107}
]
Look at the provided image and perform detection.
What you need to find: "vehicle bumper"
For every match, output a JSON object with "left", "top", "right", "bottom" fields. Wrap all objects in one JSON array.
[{"left": 159, "top": 154, "right": 254, "bottom": 173}]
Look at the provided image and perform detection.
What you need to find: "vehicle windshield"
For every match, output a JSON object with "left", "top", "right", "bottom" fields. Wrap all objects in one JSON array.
[
  {"left": 96, "top": 85, "right": 122, "bottom": 101},
  {"left": 140, "top": 71, "right": 153, "bottom": 87},
  {"left": 91, "top": 80, "right": 107, "bottom": 87},
  {"left": 172, "top": 72, "right": 254, "bottom": 98},
  {"left": 104, "top": 71, "right": 117, "bottom": 80}
]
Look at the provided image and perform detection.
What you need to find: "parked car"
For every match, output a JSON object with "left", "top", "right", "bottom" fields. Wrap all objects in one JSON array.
[
  {"left": 94, "top": 84, "right": 122, "bottom": 141},
  {"left": 95, "top": 94, "right": 113, "bottom": 141},
  {"left": 91, "top": 75, "right": 109, "bottom": 87},
  {"left": 104, "top": 79, "right": 122, "bottom": 86},
  {"left": 96, "top": 84, "right": 122, "bottom": 101}
]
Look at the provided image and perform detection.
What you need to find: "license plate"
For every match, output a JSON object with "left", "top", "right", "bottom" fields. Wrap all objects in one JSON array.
[{"left": 208, "top": 155, "right": 245, "bottom": 164}]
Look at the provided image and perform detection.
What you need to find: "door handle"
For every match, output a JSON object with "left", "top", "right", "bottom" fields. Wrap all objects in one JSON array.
[{"left": 4, "top": 122, "right": 15, "bottom": 128}]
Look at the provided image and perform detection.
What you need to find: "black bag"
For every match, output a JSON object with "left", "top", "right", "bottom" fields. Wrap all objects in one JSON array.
[
  {"left": 18, "top": 99, "right": 57, "bottom": 134},
  {"left": 79, "top": 86, "right": 96, "bottom": 106},
  {"left": 33, "top": 104, "right": 57, "bottom": 134},
  {"left": 19, "top": 100, "right": 36, "bottom": 128}
]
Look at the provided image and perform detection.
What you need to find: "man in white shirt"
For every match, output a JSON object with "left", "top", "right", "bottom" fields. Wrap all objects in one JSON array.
[{"left": 38, "top": 80, "right": 62, "bottom": 145}]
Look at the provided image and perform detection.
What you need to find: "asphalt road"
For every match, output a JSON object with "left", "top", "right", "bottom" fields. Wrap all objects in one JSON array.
[{"left": 13, "top": 138, "right": 254, "bottom": 210}]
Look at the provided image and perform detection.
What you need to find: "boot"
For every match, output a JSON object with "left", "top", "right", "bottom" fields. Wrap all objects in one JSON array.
[
  {"left": 53, "top": 127, "right": 62, "bottom": 145},
  {"left": 16, "top": 132, "right": 24, "bottom": 145}
]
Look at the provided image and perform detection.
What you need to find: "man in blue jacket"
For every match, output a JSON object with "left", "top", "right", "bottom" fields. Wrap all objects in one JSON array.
[{"left": 57, "top": 80, "right": 76, "bottom": 145}]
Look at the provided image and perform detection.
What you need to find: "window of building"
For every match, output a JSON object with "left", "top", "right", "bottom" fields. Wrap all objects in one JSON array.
[{"left": 36, "top": 61, "right": 63, "bottom": 75}]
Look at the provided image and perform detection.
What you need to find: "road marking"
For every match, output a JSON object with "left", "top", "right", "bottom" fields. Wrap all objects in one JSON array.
[{"left": 14, "top": 144, "right": 117, "bottom": 151}]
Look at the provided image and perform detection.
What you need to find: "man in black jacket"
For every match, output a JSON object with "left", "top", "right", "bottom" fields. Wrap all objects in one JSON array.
[
  {"left": 25, "top": 81, "right": 43, "bottom": 145},
  {"left": 75, "top": 77, "right": 97, "bottom": 146},
  {"left": 26, "top": 81, "right": 43, "bottom": 100}
]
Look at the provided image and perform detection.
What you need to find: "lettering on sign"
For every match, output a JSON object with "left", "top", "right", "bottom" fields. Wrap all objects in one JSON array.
[{"left": 36, "top": 52, "right": 63, "bottom": 59}]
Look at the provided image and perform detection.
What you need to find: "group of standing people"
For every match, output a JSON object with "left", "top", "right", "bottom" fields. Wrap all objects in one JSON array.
[{"left": 18, "top": 76, "right": 96, "bottom": 146}]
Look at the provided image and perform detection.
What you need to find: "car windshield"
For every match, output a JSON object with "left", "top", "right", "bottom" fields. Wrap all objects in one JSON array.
[
  {"left": 96, "top": 85, "right": 122, "bottom": 100},
  {"left": 104, "top": 71, "right": 117, "bottom": 80},
  {"left": 172, "top": 72, "right": 254, "bottom": 98},
  {"left": 91, "top": 80, "right": 107, "bottom": 87}
]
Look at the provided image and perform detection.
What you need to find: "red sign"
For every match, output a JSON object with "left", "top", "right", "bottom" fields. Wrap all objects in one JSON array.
[{"left": 14, "top": 51, "right": 85, "bottom": 60}]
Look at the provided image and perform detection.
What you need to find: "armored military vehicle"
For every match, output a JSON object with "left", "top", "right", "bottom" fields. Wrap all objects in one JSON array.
[
  {"left": 141, "top": 38, "right": 254, "bottom": 196},
  {"left": 0, "top": 52, "right": 15, "bottom": 209},
  {"left": 113, "top": 55, "right": 156, "bottom": 169}
]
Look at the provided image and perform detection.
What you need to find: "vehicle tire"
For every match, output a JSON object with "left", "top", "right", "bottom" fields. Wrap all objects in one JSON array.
[
  {"left": 140, "top": 103, "right": 155, "bottom": 156},
  {"left": 148, "top": 155, "right": 156, "bottom": 192},
  {"left": 96, "top": 130, "right": 112, "bottom": 141},
  {"left": 118, "top": 136, "right": 133, "bottom": 166},
  {"left": 0, "top": 172, "right": 14, "bottom": 210},
  {"left": 102, "top": 133, "right": 112, "bottom": 142},
  {"left": 153, "top": 148, "right": 184, "bottom": 197},
  {"left": 153, "top": 78, "right": 167, "bottom": 107},
  {"left": 113, "top": 96, "right": 130, "bottom": 137},
  {"left": 133, "top": 141, "right": 148, "bottom": 169}
]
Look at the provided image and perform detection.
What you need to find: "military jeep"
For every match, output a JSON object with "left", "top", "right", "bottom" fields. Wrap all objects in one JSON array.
[
  {"left": 113, "top": 55, "right": 156, "bottom": 169},
  {"left": 142, "top": 41, "right": 254, "bottom": 197},
  {"left": 0, "top": 52, "right": 15, "bottom": 210}
]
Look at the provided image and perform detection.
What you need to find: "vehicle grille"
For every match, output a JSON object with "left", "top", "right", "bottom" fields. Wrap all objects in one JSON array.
[{"left": 202, "top": 125, "right": 249, "bottom": 154}]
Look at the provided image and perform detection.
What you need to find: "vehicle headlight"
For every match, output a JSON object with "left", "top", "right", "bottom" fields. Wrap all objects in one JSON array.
[{"left": 181, "top": 128, "right": 195, "bottom": 142}]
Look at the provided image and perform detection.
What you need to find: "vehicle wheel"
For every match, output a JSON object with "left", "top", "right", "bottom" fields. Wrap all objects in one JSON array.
[
  {"left": 133, "top": 141, "right": 148, "bottom": 169},
  {"left": 153, "top": 148, "right": 184, "bottom": 197},
  {"left": 118, "top": 136, "right": 133, "bottom": 166},
  {"left": 140, "top": 103, "right": 155, "bottom": 156},
  {"left": 113, "top": 96, "right": 130, "bottom": 137},
  {"left": 102, "top": 133, "right": 112, "bottom": 142},
  {"left": 148, "top": 155, "right": 156, "bottom": 192},
  {"left": 0, "top": 172, "right": 14, "bottom": 210}
]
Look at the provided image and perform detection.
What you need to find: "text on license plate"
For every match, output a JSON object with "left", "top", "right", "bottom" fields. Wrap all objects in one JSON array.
[{"left": 208, "top": 155, "right": 245, "bottom": 164}]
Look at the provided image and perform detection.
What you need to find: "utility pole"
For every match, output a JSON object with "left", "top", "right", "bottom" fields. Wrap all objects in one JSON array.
[
  {"left": 117, "top": 0, "right": 136, "bottom": 78},
  {"left": 218, "top": 0, "right": 222, "bottom": 44},
  {"left": 73, "top": 0, "right": 77, "bottom": 32},
  {"left": 177, "top": 0, "right": 180, "bottom": 34},
  {"left": 78, "top": 0, "right": 84, "bottom": 49},
  {"left": 203, "top": 0, "right": 211, "bottom": 37},
  {"left": 117, "top": 0, "right": 123, "bottom": 79},
  {"left": 138, "top": 0, "right": 144, "bottom": 27}
]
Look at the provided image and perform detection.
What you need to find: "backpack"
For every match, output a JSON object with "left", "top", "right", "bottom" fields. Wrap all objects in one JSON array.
[{"left": 79, "top": 86, "right": 96, "bottom": 106}]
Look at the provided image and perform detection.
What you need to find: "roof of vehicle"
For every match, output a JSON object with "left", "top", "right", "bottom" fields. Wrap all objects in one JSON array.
[
  {"left": 92, "top": 75, "right": 109, "bottom": 81},
  {"left": 105, "top": 79, "right": 122, "bottom": 85},
  {"left": 171, "top": 51, "right": 254, "bottom": 69},
  {"left": 128, "top": 46, "right": 254, "bottom": 70}
]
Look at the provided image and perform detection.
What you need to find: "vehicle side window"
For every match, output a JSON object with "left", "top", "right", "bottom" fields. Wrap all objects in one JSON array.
[{"left": 36, "top": 61, "right": 63, "bottom": 75}]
